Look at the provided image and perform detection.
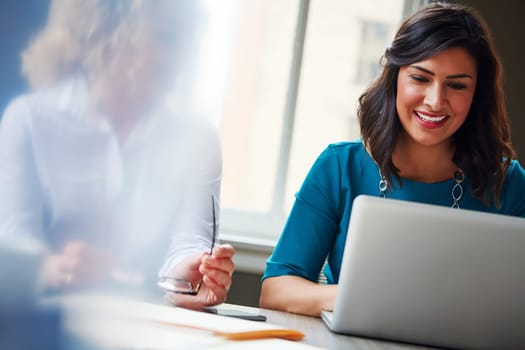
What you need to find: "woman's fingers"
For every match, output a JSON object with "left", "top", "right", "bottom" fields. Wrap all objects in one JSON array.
[
  {"left": 165, "top": 284, "right": 221, "bottom": 310},
  {"left": 211, "top": 244, "right": 235, "bottom": 259},
  {"left": 164, "top": 244, "right": 236, "bottom": 309}
]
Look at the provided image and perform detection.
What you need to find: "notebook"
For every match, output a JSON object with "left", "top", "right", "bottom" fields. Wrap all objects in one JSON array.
[{"left": 321, "top": 195, "right": 525, "bottom": 350}]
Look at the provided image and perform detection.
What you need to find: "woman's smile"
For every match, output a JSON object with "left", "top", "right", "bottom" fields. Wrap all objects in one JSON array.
[{"left": 414, "top": 111, "right": 448, "bottom": 129}]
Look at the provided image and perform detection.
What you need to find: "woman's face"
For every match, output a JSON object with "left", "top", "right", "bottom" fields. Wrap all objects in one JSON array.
[
  {"left": 396, "top": 47, "right": 477, "bottom": 149},
  {"left": 110, "top": 24, "right": 178, "bottom": 106},
  {"left": 97, "top": 12, "right": 188, "bottom": 123}
]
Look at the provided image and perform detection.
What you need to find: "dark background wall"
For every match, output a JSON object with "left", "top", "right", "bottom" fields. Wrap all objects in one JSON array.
[
  {"left": 455, "top": 0, "right": 525, "bottom": 160},
  {"left": 227, "top": 271, "right": 263, "bottom": 307}
]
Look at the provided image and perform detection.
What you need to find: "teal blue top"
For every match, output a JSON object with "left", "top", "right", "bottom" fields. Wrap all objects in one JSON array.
[{"left": 263, "top": 140, "right": 525, "bottom": 284}]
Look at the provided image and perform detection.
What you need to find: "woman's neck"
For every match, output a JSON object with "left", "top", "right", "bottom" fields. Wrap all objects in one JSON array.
[
  {"left": 98, "top": 97, "right": 145, "bottom": 142},
  {"left": 89, "top": 79, "right": 147, "bottom": 143},
  {"left": 392, "top": 132, "right": 458, "bottom": 183}
]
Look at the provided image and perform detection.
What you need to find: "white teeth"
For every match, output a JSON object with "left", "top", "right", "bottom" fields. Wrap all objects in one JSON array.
[{"left": 416, "top": 112, "right": 446, "bottom": 123}]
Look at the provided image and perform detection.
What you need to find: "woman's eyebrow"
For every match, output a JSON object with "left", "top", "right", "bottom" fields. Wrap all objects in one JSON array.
[{"left": 409, "top": 64, "right": 474, "bottom": 79}]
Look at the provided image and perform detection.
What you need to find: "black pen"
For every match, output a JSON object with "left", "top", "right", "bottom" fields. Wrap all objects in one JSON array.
[{"left": 210, "top": 194, "right": 216, "bottom": 255}]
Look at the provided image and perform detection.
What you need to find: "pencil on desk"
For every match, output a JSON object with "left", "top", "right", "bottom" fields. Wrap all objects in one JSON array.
[
  {"left": 154, "top": 320, "right": 305, "bottom": 341},
  {"left": 215, "top": 329, "right": 305, "bottom": 341}
]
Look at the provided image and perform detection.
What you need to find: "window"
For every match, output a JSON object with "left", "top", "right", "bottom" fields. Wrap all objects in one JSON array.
[
  {"left": 355, "top": 20, "right": 392, "bottom": 84},
  {"left": 188, "top": 0, "right": 423, "bottom": 246}
]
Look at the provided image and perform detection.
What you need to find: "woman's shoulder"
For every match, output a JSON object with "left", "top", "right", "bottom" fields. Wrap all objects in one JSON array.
[
  {"left": 505, "top": 159, "right": 525, "bottom": 186},
  {"left": 321, "top": 139, "right": 365, "bottom": 158},
  {"left": 508, "top": 159, "right": 525, "bottom": 172},
  {"left": 2, "top": 76, "right": 87, "bottom": 121},
  {"left": 325, "top": 139, "right": 364, "bottom": 152},
  {"left": 501, "top": 159, "right": 525, "bottom": 217},
  {"left": 306, "top": 139, "right": 371, "bottom": 178},
  {"left": 318, "top": 139, "right": 367, "bottom": 163}
]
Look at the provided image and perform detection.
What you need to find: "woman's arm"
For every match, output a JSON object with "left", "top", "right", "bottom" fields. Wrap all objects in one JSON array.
[
  {"left": 260, "top": 275, "right": 337, "bottom": 317},
  {"left": 159, "top": 117, "right": 236, "bottom": 309},
  {"left": 159, "top": 117, "right": 223, "bottom": 276},
  {"left": 260, "top": 146, "right": 347, "bottom": 317},
  {"left": 0, "top": 97, "right": 46, "bottom": 244}
]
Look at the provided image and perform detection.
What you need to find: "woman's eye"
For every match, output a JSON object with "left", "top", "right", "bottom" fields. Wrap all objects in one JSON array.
[
  {"left": 447, "top": 82, "right": 467, "bottom": 90},
  {"left": 410, "top": 75, "right": 428, "bottom": 83}
]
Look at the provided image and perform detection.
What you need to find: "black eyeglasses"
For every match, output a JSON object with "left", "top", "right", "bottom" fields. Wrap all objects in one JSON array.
[{"left": 158, "top": 194, "right": 217, "bottom": 295}]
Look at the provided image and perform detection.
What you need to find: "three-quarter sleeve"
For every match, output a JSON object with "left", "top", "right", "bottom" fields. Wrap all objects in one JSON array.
[{"left": 263, "top": 146, "right": 345, "bottom": 282}]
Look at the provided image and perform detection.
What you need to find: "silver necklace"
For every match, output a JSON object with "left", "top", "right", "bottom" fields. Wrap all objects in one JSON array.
[{"left": 378, "top": 168, "right": 465, "bottom": 209}]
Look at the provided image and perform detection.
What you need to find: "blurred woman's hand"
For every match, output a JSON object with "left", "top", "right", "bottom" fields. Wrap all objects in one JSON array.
[
  {"left": 41, "top": 240, "right": 113, "bottom": 289},
  {"left": 165, "top": 244, "right": 235, "bottom": 309}
]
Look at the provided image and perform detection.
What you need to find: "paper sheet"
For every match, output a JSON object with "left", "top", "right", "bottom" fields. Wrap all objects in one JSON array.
[{"left": 48, "top": 293, "right": 318, "bottom": 349}]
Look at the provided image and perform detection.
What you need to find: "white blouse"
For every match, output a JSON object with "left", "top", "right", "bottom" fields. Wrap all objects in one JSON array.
[{"left": 0, "top": 76, "right": 222, "bottom": 285}]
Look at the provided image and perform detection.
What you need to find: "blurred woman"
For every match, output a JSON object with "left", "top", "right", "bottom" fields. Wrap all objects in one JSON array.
[{"left": 0, "top": 0, "right": 234, "bottom": 309}]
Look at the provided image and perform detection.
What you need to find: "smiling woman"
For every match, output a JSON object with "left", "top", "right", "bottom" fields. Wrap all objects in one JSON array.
[
  {"left": 259, "top": 1, "right": 525, "bottom": 317},
  {"left": 0, "top": 0, "right": 235, "bottom": 310}
]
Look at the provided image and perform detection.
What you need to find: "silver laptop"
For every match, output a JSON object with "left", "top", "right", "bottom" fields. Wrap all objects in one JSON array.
[{"left": 321, "top": 195, "right": 525, "bottom": 350}]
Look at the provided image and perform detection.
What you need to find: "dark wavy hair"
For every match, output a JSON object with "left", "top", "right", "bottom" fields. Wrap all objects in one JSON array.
[{"left": 358, "top": 1, "right": 515, "bottom": 206}]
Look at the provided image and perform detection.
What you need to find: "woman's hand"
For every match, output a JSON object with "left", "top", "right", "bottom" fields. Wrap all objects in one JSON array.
[
  {"left": 41, "top": 240, "right": 113, "bottom": 289},
  {"left": 260, "top": 275, "right": 338, "bottom": 317},
  {"left": 165, "top": 244, "right": 235, "bottom": 309}
]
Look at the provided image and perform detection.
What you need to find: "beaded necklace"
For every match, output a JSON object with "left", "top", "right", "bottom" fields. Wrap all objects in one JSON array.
[{"left": 378, "top": 168, "right": 465, "bottom": 209}]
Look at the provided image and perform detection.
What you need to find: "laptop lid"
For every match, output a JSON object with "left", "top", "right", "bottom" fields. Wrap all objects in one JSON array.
[{"left": 322, "top": 195, "right": 525, "bottom": 350}]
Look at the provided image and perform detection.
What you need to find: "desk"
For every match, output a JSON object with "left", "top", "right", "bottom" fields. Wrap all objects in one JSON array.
[
  {"left": 217, "top": 303, "right": 438, "bottom": 350},
  {"left": 51, "top": 293, "right": 439, "bottom": 350}
]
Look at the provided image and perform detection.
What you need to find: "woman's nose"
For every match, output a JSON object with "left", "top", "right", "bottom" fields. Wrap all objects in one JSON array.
[{"left": 424, "top": 84, "right": 446, "bottom": 111}]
